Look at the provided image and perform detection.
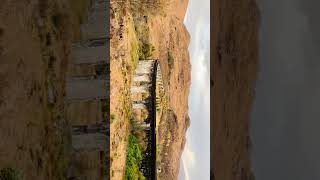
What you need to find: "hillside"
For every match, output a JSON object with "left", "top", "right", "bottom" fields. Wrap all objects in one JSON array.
[
  {"left": 212, "top": 0, "right": 260, "bottom": 179},
  {"left": 0, "top": 0, "right": 106, "bottom": 179},
  {"left": 0, "top": 0, "right": 72, "bottom": 179},
  {"left": 148, "top": 0, "right": 191, "bottom": 179}
]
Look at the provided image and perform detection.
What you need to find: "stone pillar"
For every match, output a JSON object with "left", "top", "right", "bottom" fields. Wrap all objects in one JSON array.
[
  {"left": 86, "top": 37, "right": 110, "bottom": 47},
  {"left": 131, "top": 85, "right": 150, "bottom": 94},
  {"left": 140, "top": 122, "right": 151, "bottom": 130},
  {"left": 67, "top": 75, "right": 109, "bottom": 81},
  {"left": 81, "top": 14, "right": 108, "bottom": 40},
  {"left": 90, "top": 0, "right": 108, "bottom": 12},
  {"left": 80, "top": 0, "right": 109, "bottom": 40},
  {"left": 135, "top": 66, "right": 153, "bottom": 75},
  {"left": 138, "top": 60, "right": 154, "bottom": 65},
  {"left": 135, "top": 61, "right": 154, "bottom": 72},
  {"left": 72, "top": 43, "right": 109, "bottom": 65},
  {"left": 66, "top": 79, "right": 108, "bottom": 101},
  {"left": 72, "top": 133, "right": 108, "bottom": 152},
  {"left": 72, "top": 123, "right": 109, "bottom": 135},
  {"left": 133, "top": 103, "right": 147, "bottom": 109},
  {"left": 133, "top": 74, "right": 151, "bottom": 82}
]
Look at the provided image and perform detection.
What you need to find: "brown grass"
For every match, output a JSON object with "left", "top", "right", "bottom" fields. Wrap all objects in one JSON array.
[{"left": 212, "top": 0, "right": 260, "bottom": 179}]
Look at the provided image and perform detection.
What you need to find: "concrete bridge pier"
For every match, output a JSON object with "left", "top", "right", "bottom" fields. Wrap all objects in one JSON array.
[
  {"left": 139, "top": 122, "right": 151, "bottom": 130},
  {"left": 133, "top": 103, "right": 147, "bottom": 109},
  {"left": 131, "top": 85, "right": 150, "bottom": 94},
  {"left": 81, "top": 17, "right": 108, "bottom": 40},
  {"left": 80, "top": 0, "right": 109, "bottom": 41},
  {"left": 67, "top": 74, "right": 109, "bottom": 82},
  {"left": 133, "top": 74, "right": 151, "bottom": 82},
  {"left": 135, "top": 64, "right": 154, "bottom": 74},
  {"left": 90, "top": 0, "right": 109, "bottom": 13},
  {"left": 71, "top": 123, "right": 109, "bottom": 152},
  {"left": 71, "top": 43, "right": 109, "bottom": 65},
  {"left": 72, "top": 133, "right": 108, "bottom": 152},
  {"left": 72, "top": 123, "right": 109, "bottom": 135},
  {"left": 66, "top": 79, "right": 108, "bottom": 102}
]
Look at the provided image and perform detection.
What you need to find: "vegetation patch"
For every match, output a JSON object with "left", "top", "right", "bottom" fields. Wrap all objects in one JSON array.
[
  {"left": 125, "top": 135, "right": 146, "bottom": 180},
  {"left": 51, "top": 12, "right": 65, "bottom": 30},
  {"left": 138, "top": 41, "right": 155, "bottom": 60},
  {"left": 111, "top": 113, "right": 116, "bottom": 124},
  {"left": 129, "top": 0, "right": 168, "bottom": 16},
  {"left": 167, "top": 50, "right": 174, "bottom": 75},
  {"left": 0, "top": 167, "right": 22, "bottom": 180},
  {"left": 129, "top": 3, "right": 155, "bottom": 61},
  {"left": 131, "top": 39, "right": 140, "bottom": 70}
]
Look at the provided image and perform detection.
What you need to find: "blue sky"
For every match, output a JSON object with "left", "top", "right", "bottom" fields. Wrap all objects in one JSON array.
[{"left": 179, "top": 0, "right": 210, "bottom": 179}]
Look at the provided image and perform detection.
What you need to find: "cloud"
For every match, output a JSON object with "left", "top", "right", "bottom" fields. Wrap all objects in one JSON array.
[
  {"left": 182, "top": 159, "right": 190, "bottom": 180},
  {"left": 180, "top": 0, "right": 210, "bottom": 179},
  {"left": 188, "top": 17, "right": 210, "bottom": 119},
  {"left": 181, "top": 142, "right": 196, "bottom": 180},
  {"left": 183, "top": 144, "right": 196, "bottom": 168}
]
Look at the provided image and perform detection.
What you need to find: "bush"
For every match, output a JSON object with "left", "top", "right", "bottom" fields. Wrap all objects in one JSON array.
[
  {"left": 141, "top": 109, "right": 149, "bottom": 121},
  {"left": 131, "top": 41, "right": 139, "bottom": 69},
  {"left": 111, "top": 114, "right": 116, "bottom": 123},
  {"left": 167, "top": 50, "right": 174, "bottom": 71},
  {"left": 138, "top": 41, "right": 155, "bottom": 60},
  {"left": 125, "top": 135, "right": 146, "bottom": 180},
  {"left": 0, "top": 167, "right": 22, "bottom": 180},
  {"left": 51, "top": 13, "right": 65, "bottom": 29}
]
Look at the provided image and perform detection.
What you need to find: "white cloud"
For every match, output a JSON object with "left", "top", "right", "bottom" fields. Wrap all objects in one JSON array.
[
  {"left": 179, "top": 0, "right": 210, "bottom": 179},
  {"left": 184, "top": 143, "right": 196, "bottom": 168},
  {"left": 182, "top": 159, "right": 191, "bottom": 180},
  {"left": 181, "top": 142, "right": 196, "bottom": 180}
]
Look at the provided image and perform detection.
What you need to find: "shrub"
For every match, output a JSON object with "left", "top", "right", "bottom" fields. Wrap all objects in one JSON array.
[
  {"left": 0, "top": 167, "right": 22, "bottom": 180},
  {"left": 167, "top": 50, "right": 174, "bottom": 71},
  {"left": 111, "top": 114, "right": 116, "bottom": 123},
  {"left": 131, "top": 41, "right": 139, "bottom": 69},
  {"left": 141, "top": 110, "right": 148, "bottom": 121},
  {"left": 125, "top": 135, "right": 146, "bottom": 180},
  {"left": 138, "top": 41, "right": 155, "bottom": 60},
  {"left": 51, "top": 13, "right": 65, "bottom": 29}
]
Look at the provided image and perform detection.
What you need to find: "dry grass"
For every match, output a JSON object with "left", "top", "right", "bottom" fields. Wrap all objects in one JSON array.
[{"left": 212, "top": 0, "right": 260, "bottom": 179}]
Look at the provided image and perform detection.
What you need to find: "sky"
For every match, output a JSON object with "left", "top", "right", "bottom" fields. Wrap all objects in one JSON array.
[
  {"left": 250, "top": 0, "right": 320, "bottom": 179},
  {"left": 178, "top": 0, "right": 210, "bottom": 179}
]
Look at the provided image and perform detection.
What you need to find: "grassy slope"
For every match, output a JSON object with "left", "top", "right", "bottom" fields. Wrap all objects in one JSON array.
[
  {"left": 212, "top": 0, "right": 260, "bottom": 179},
  {"left": 0, "top": 0, "right": 96, "bottom": 179}
]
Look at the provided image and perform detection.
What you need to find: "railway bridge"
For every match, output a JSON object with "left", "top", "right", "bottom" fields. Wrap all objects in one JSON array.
[{"left": 131, "top": 60, "right": 164, "bottom": 180}]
